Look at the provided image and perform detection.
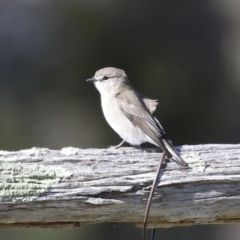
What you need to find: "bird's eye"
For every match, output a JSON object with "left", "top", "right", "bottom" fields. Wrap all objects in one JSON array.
[{"left": 103, "top": 76, "right": 108, "bottom": 80}]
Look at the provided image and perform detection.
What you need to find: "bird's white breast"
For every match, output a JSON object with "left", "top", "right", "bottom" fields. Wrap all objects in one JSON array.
[{"left": 101, "top": 94, "right": 148, "bottom": 146}]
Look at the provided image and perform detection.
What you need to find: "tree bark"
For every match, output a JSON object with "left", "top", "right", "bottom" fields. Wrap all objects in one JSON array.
[{"left": 0, "top": 144, "right": 240, "bottom": 229}]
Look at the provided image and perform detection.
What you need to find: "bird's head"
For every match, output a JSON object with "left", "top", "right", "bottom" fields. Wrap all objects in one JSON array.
[{"left": 86, "top": 67, "right": 130, "bottom": 95}]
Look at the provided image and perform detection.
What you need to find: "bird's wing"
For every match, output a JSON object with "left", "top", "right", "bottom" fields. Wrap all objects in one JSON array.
[
  {"left": 115, "top": 89, "right": 187, "bottom": 166},
  {"left": 115, "top": 90, "right": 167, "bottom": 150},
  {"left": 135, "top": 91, "right": 165, "bottom": 133},
  {"left": 135, "top": 91, "right": 158, "bottom": 114}
]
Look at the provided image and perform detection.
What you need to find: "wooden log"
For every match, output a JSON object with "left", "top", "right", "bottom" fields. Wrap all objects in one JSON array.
[{"left": 0, "top": 144, "right": 240, "bottom": 229}]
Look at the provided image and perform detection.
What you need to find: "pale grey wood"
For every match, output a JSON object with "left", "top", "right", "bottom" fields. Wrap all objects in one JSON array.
[{"left": 0, "top": 144, "right": 240, "bottom": 229}]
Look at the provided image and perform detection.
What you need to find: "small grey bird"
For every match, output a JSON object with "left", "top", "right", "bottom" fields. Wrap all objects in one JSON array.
[{"left": 87, "top": 67, "right": 187, "bottom": 166}]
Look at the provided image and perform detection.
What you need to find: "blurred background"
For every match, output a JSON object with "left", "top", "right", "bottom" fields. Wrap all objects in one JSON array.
[{"left": 1, "top": 0, "right": 240, "bottom": 239}]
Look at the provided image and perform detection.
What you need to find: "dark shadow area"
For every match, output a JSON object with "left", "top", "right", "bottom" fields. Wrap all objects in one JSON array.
[{"left": 1, "top": 223, "right": 240, "bottom": 240}]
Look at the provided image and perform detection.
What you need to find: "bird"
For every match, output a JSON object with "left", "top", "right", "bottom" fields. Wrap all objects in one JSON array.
[{"left": 86, "top": 67, "right": 187, "bottom": 167}]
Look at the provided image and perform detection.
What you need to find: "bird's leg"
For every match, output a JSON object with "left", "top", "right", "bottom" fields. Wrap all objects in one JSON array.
[
  {"left": 108, "top": 138, "right": 127, "bottom": 149},
  {"left": 143, "top": 152, "right": 166, "bottom": 240}
]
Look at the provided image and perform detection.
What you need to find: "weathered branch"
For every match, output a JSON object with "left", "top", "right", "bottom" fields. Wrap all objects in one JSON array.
[{"left": 0, "top": 144, "right": 240, "bottom": 229}]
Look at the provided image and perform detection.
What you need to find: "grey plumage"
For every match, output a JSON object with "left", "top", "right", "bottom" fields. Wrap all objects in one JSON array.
[{"left": 87, "top": 67, "right": 187, "bottom": 166}]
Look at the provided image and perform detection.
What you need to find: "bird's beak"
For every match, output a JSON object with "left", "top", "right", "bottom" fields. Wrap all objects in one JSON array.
[{"left": 86, "top": 77, "right": 96, "bottom": 82}]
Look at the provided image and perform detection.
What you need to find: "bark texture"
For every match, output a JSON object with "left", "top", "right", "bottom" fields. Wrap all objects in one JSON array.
[{"left": 0, "top": 144, "right": 240, "bottom": 229}]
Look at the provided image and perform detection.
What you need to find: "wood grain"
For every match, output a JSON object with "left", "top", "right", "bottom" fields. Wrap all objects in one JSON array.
[{"left": 0, "top": 144, "right": 240, "bottom": 229}]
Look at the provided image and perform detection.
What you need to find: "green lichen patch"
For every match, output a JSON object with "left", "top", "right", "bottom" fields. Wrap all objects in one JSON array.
[
  {"left": 181, "top": 152, "right": 206, "bottom": 172},
  {"left": 0, "top": 163, "right": 71, "bottom": 202}
]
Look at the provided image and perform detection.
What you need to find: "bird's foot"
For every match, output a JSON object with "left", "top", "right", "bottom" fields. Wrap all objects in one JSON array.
[{"left": 132, "top": 145, "right": 145, "bottom": 152}]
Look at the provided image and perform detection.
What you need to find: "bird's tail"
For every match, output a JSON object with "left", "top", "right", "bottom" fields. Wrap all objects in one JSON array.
[{"left": 162, "top": 138, "right": 187, "bottom": 167}]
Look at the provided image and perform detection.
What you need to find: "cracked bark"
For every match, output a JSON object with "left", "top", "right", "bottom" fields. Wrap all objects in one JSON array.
[{"left": 0, "top": 144, "right": 240, "bottom": 229}]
